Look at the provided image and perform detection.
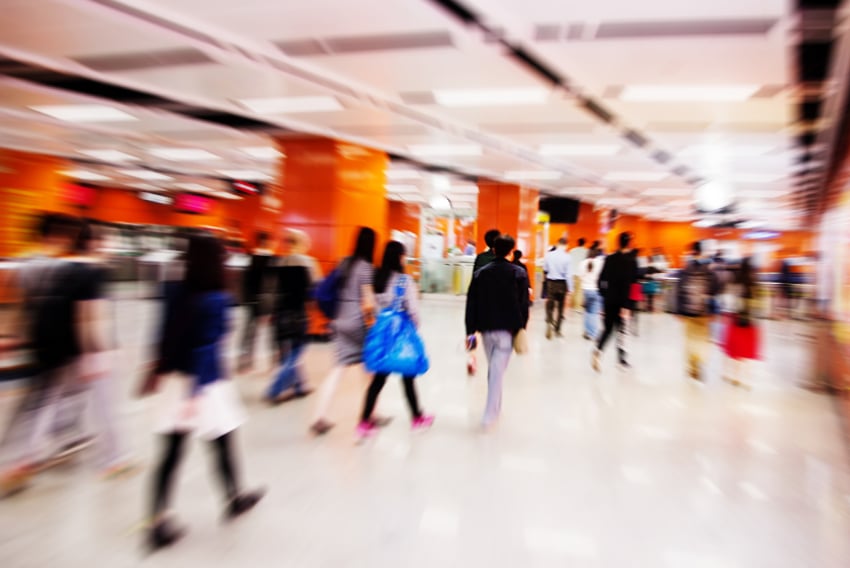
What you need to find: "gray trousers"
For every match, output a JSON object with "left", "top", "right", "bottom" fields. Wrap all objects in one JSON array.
[{"left": 481, "top": 331, "right": 513, "bottom": 425}]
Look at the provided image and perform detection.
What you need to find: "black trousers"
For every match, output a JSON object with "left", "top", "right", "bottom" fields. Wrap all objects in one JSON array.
[
  {"left": 151, "top": 431, "right": 239, "bottom": 517},
  {"left": 597, "top": 303, "right": 625, "bottom": 353},
  {"left": 545, "top": 280, "right": 568, "bottom": 331},
  {"left": 361, "top": 373, "right": 421, "bottom": 422}
]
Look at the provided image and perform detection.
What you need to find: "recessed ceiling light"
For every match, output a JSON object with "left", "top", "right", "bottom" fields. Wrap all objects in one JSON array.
[
  {"left": 240, "top": 147, "right": 283, "bottom": 160},
  {"left": 386, "top": 169, "right": 422, "bottom": 180},
  {"left": 61, "top": 170, "right": 110, "bottom": 181},
  {"left": 120, "top": 169, "right": 174, "bottom": 181},
  {"left": 149, "top": 148, "right": 221, "bottom": 161},
  {"left": 79, "top": 149, "right": 139, "bottom": 162},
  {"left": 556, "top": 187, "right": 608, "bottom": 195},
  {"left": 603, "top": 171, "right": 669, "bottom": 182},
  {"left": 237, "top": 96, "right": 343, "bottom": 114},
  {"left": 539, "top": 144, "right": 620, "bottom": 156},
  {"left": 408, "top": 144, "right": 482, "bottom": 157},
  {"left": 679, "top": 145, "right": 773, "bottom": 157},
  {"left": 505, "top": 170, "right": 562, "bottom": 181},
  {"left": 217, "top": 169, "right": 272, "bottom": 181},
  {"left": 693, "top": 218, "right": 717, "bottom": 228},
  {"left": 433, "top": 88, "right": 549, "bottom": 107},
  {"left": 620, "top": 85, "right": 759, "bottom": 102},
  {"left": 385, "top": 184, "right": 420, "bottom": 193},
  {"left": 641, "top": 188, "right": 693, "bottom": 197},
  {"left": 737, "top": 220, "right": 767, "bottom": 229},
  {"left": 429, "top": 195, "right": 453, "bottom": 210},
  {"left": 30, "top": 104, "right": 137, "bottom": 123}
]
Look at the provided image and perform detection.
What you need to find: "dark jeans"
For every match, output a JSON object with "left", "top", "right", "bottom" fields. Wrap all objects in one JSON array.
[
  {"left": 151, "top": 431, "right": 239, "bottom": 517},
  {"left": 361, "top": 373, "right": 421, "bottom": 422},
  {"left": 597, "top": 303, "right": 626, "bottom": 355},
  {"left": 267, "top": 338, "right": 307, "bottom": 399},
  {"left": 545, "top": 280, "right": 568, "bottom": 331}
]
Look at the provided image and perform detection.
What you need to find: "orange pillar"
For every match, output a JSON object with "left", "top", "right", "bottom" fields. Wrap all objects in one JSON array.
[
  {"left": 276, "top": 137, "right": 388, "bottom": 333},
  {"left": 477, "top": 180, "right": 540, "bottom": 287},
  {"left": 0, "top": 149, "right": 77, "bottom": 258}
]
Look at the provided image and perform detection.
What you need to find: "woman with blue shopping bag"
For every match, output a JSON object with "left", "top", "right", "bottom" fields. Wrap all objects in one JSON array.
[{"left": 358, "top": 241, "right": 433, "bottom": 440}]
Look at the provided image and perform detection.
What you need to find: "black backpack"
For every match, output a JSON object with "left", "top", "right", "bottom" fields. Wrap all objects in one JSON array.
[{"left": 677, "top": 260, "right": 718, "bottom": 317}]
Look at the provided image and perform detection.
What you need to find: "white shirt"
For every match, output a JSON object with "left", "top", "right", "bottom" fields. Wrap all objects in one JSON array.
[
  {"left": 543, "top": 247, "right": 573, "bottom": 290},
  {"left": 579, "top": 257, "right": 604, "bottom": 291},
  {"left": 569, "top": 246, "right": 588, "bottom": 274}
]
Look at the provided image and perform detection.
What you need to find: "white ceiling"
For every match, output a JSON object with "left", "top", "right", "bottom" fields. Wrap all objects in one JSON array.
[{"left": 0, "top": 0, "right": 805, "bottom": 229}]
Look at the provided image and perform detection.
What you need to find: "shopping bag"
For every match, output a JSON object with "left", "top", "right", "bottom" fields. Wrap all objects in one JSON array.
[{"left": 363, "top": 277, "right": 429, "bottom": 376}]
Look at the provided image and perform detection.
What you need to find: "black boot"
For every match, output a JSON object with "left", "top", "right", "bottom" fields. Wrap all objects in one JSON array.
[
  {"left": 226, "top": 488, "right": 267, "bottom": 520},
  {"left": 147, "top": 517, "right": 186, "bottom": 552}
]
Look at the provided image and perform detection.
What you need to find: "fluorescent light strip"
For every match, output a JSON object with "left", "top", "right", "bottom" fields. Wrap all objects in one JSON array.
[
  {"left": 603, "top": 171, "right": 669, "bottom": 182},
  {"left": 30, "top": 104, "right": 137, "bottom": 123},
  {"left": 149, "top": 148, "right": 221, "bottom": 161},
  {"left": 621, "top": 85, "right": 759, "bottom": 102},
  {"left": 408, "top": 144, "right": 482, "bottom": 157},
  {"left": 434, "top": 88, "right": 549, "bottom": 107},
  {"left": 238, "top": 96, "right": 343, "bottom": 114},
  {"left": 79, "top": 149, "right": 139, "bottom": 162},
  {"left": 539, "top": 144, "right": 620, "bottom": 156},
  {"left": 504, "top": 170, "right": 562, "bottom": 181},
  {"left": 61, "top": 169, "right": 110, "bottom": 181},
  {"left": 120, "top": 169, "right": 174, "bottom": 181},
  {"left": 240, "top": 147, "right": 283, "bottom": 160},
  {"left": 176, "top": 182, "right": 213, "bottom": 192}
]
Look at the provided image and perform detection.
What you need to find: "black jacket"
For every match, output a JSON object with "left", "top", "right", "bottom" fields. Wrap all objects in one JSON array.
[
  {"left": 472, "top": 249, "right": 497, "bottom": 274},
  {"left": 465, "top": 258, "right": 530, "bottom": 336},
  {"left": 597, "top": 251, "right": 638, "bottom": 308}
]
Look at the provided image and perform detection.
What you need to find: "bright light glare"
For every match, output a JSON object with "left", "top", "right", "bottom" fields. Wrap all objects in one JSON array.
[
  {"left": 79, "top": 149, "right": 139, "bottom": 162},
  {"left": 120, "top": 169, "right": 174, "bottom": 181},
  {"left": 61, "top": 170, "right": 110, "bottom": 181},
  {"left": 149, "top": 148, "right": 221, "bottom": 161},
  {"left": 30, "top": 104, "right": 137, "bottom": 123}
]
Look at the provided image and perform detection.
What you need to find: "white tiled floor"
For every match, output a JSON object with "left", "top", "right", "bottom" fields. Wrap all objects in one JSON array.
[{"left": 1, "top": 296, "right": 850, "bottom": 567}]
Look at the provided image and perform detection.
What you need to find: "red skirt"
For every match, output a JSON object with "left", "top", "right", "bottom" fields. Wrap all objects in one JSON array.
[{"left": 722, "top": 316, "right": 761, "bottom": 360}]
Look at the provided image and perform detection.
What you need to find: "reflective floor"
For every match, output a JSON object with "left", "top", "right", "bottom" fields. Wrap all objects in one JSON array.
[{"left": 1, "top": 295, "right": 849, "bottom": 568}]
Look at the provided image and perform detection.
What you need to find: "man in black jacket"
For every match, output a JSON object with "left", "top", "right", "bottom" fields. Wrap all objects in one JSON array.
[
  {"left": 465, "top": 234, "right": 530, "bottom": 428},
  {"left": 592, "top": 232, "right": 638, "bottom": 372},
  {"left": 238, "top": 232, "right": 276, "bottom": 372},
  {"left": 472, "top": 228, "right": 501, "bottom": 274}
]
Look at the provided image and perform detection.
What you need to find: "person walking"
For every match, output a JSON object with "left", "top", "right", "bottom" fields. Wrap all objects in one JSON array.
[
  {"left": 543, "top": 238, "right": 573, "bottom": 339},
  {"left": 465, "top": 234, "right": 530, "bottom": 429},
  {"left": 473, "top": 229, "right": 501, "bottom": 274},
  {"left": 266, "top": 229, "right": 321, "bottom": 404},
  {"left": 569, "top": 238, "right": 589, "bottom": 311},
  {"left": 722, "top": 257, "right": 761, "bottom": 388},
  {"left": 580, "top": 248, "right": 604, "bottom": 341},
  {"left": 357, "top": 241, "right": 434, "bottom": 439},
  {"left": 0, "top": 214, "right": 101, "bottom": 496},
  {"left": 238, "top": 232, "right": 276, "bottom": 372},
  {"left": 143, "top": 234, "right": 264, "bottom": 551},
  {"left": 592, "top": 232, "right": 638, "bottom": 371},
  {"left": 310, "top": 227, "right": 377, "bottom": 435},
  {"left": 677, "top": 241, "right": 720, "bottom": 381}
]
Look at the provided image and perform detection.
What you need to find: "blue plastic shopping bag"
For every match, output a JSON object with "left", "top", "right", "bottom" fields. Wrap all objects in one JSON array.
[{"left": 363, "top": 277, "right": 429, "bottom": 377}]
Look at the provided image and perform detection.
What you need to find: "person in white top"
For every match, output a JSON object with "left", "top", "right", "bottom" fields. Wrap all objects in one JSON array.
[
  {"left": 580, "top": 249, "right": 605, "bottom": 340},
  {"left": 542, "top": 238, "right": 573, "bottom": 339},
  {"left": 569, "top": 238, "right": 589, "bottom": 311}
]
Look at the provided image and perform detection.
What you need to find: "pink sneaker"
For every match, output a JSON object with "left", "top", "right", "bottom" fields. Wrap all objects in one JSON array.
[
  {"left": 355, "top": 421, "right": 377, "bottom": 440},
  {"left": 411, "top": 415, "right": 435, "bottom": 432}
]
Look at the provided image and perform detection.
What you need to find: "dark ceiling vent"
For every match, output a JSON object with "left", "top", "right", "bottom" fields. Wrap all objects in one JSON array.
[
  {"left": 323, "top": 31, "right": 454, "bottom": 54},
  {"left": 534, "top": 24, "right": 561, "bottom": 41},
  {"left": 623, "top": 129, "right": 648, "bottom": 147},
  {"left": 595, "top": 18, "right": 778, "bottom": 40},
  {"left": 579, "top": 97, "right": 614, "bottom": 123},
  {"left": 399, "top": 91, "right": 438, "bottom": 105},
  {"left": 74, "top": 47, "right": 215, "bottom": 72},
  {"left": 800, "top": 100, "right": 823, "bottom": 122},
  {"left": 175, "top": 109, "right": 286, "bottom": 131},
  {"left": 427, "top": 0, "right": 478, "bottom": 24},
  {"left": 797, "top": 0, "right": 841, "bottom": 8}
]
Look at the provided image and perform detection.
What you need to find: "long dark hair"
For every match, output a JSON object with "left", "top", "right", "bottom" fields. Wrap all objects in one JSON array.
[
  {"left": 374, "top": 241, "right": 406, "bottom": 294},
  {"left": 351, "top": 227, "right": 376, "bottom": 264},
  {"left": 184, "top": 234, "right": 226, "bottom": 292},
  {"left": 739, "top": 257, "right": 756, "bottom": 298}
]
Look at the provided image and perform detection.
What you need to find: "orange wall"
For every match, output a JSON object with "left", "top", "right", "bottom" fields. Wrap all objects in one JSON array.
[{"left": 478, "top": 181, "right": 539, "bottom": 286}]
